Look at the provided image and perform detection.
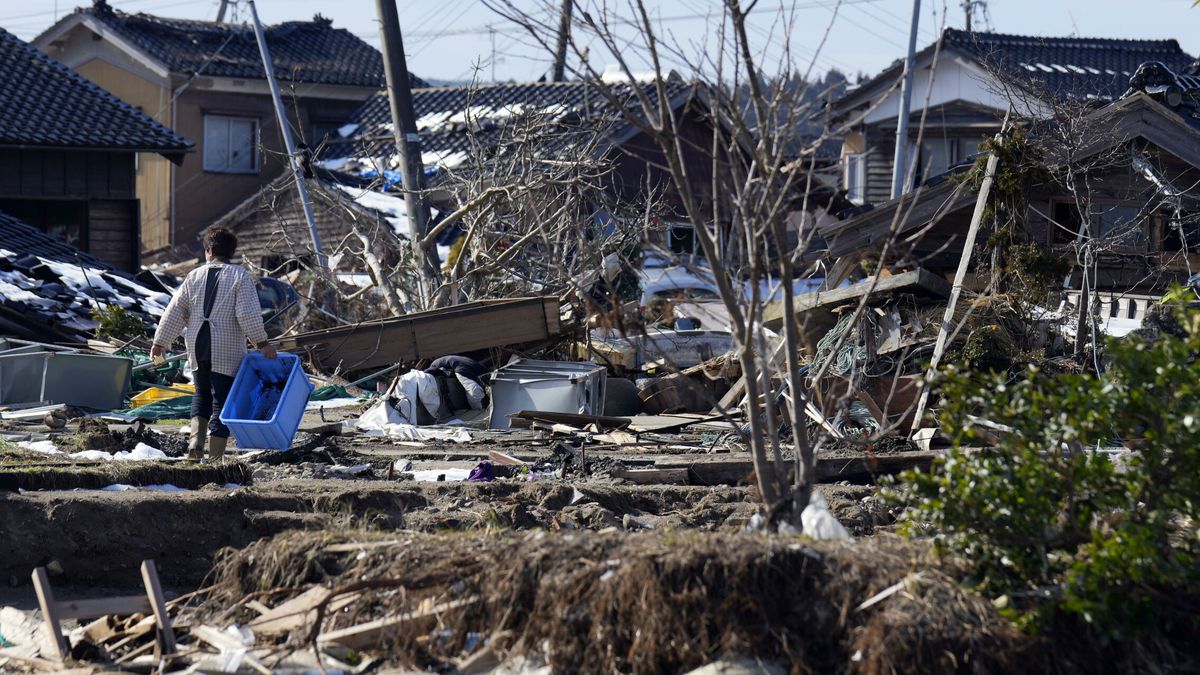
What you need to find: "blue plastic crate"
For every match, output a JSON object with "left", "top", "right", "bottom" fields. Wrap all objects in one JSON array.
[{"left": 219, "top": 352, "right": 313, "bottom": 450}]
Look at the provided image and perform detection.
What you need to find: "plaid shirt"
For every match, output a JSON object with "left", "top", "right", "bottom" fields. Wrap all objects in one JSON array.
[{"left": 153, "top": 261, "right": 270, "bottom": 376}]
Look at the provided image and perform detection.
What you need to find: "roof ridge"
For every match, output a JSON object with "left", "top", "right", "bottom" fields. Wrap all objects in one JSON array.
[{"left": 943, "top": 27, "right": 1182, "bottom": 50}]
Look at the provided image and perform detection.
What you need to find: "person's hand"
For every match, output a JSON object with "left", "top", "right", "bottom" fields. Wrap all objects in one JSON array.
[
  {"left": 261, "top": 343, "right": 278, "bottom": 359},
  {"left": 150, "top": 344, "right": 166, "bottom": 360}
]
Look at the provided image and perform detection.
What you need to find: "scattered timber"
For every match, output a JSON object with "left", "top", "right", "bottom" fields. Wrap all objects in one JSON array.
[
  {"left": 762, "top": 268, "right": 951, "bottom": 329},
  {"left": 276, "top": 297, "right": 562, "bottom": 372}
]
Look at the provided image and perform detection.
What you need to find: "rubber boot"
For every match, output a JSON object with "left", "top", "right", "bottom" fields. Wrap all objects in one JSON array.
[
  {"left": 208, "top": 436, "right": 228, "bottom": 462},
  {"left": 186, "top": 417, "right": 208, "bottom": 461}
]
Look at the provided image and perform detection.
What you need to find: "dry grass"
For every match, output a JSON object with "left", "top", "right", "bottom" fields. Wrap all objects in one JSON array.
[{"left": 200, "top": 530, "right": 1047, "bottom": 674}]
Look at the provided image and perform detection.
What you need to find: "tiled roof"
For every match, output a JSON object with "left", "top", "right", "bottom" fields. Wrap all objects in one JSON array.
[
  {"left": 943, "top": 28, "right": 1196, "bottom": 101},
  {"left": 0, "top": 27, "right": 190, "bottom": 153},
  {"left": 322, "top": 79, "right": 694, "bottom": 172},
  {"left": 0, "top": 210, "right": 169, "bottom": 341},
  {"left": 82, "top": 1, "right": 426, "bottom": 89}
]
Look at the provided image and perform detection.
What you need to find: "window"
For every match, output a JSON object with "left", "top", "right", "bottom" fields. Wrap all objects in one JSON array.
[
  {"left": 1050, "top": 200, "right": 1149, "bottom": 251},
  {"left": 915, "top": 137, "right": 982, "bottom": 184},
  {"left": 203, "top": 115, "right": 259, "bottom": 173},
  {"left": 844, "top": 153, "right": 866, "bottom": 204}
]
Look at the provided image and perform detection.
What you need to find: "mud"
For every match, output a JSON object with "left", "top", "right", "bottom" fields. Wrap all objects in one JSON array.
[
  {"left": 0, "top": 479, "right": 892, "bottom": 587},
  {"left": 59, "top": 419, "right": 188, "bottom": 456}
]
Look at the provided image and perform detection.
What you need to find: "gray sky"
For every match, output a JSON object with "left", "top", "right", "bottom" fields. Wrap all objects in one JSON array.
[{"left": 3, "top": 0, "right": 1197, "bottom": 84}]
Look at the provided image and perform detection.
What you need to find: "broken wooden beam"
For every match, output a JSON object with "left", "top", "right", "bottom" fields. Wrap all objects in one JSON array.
[
  {"left": 317, "top": 596, "right": 479, "bottom": 650},
  {"left": 276, "top": 297, "right": 561, "bottom": 372}
]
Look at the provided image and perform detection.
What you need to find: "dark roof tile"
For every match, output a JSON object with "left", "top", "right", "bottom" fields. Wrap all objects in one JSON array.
[
  {"left": 0, "top": 27, "right": 191, "bottom": 152},
  {"left": 323, "top": 79, "right": 692, "bottom": 168},
  {"left": 84, "top": 2, "right": 426, "bottom": 89},
  {"left": 943, "top": 28, "right": 1196, "bottom": 101},
  {"left": 0, "top": 209, "right": 171, "bottom": 342}
]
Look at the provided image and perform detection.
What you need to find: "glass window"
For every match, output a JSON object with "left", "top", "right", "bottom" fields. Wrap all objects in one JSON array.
[
  {"left": 845, "top": 153, "right": 866, "bottom": 204},
  {"left": 203, "top": 115, "right": 259, "bottom": 173}
]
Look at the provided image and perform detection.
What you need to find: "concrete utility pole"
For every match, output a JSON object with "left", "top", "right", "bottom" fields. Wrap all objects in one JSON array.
[
  {"left": 216, "top": 0, "right": 230, "bottom": 23},
  {"left": 247, "top": 0, "right": 327, "bottom": 272},
  {"left": 551, "top": 0, "right": 573, "bottom": 82},
  {"left": 375, "top": 0, "right": 439, "bottom": 308},
  {"left": 890, "top": 0, "right": 921, "bottom": 199}
]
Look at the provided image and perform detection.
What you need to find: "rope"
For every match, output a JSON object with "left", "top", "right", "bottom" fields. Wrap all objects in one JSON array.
[
  {"left": 812, "top": 312, "right": 868, "bottom": 377},
  {"left": 833, "top": 401, "right": 882, "bottom": 438}
]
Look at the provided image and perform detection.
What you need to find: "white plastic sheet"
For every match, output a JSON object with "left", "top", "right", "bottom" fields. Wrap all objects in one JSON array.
[{"left": 347, "top": 399, "right": 473, "bottom": 442}]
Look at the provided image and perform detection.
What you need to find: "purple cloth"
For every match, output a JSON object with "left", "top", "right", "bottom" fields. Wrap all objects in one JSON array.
[{"left": 467, "top": 460, "right": 496, "bottom": 482}]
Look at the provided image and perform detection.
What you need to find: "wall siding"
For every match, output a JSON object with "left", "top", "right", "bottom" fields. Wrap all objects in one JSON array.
[{"left": 74, "top": 59, "right": 174, "bottom": 254}]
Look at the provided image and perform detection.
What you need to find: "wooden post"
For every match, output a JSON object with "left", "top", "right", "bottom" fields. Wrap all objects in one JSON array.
[
  {"left": 910, "top": 131, "right": 1004, "bottom": 435},
  {"left": 551, "top": 0, "right": 573, "bottom": 82},
  {"left": 376, "top": 0, "right": 439, "bottom": 308}
]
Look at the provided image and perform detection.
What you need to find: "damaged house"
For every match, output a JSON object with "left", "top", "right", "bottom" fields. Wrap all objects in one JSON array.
[
  {"left": 816, "top": 68, "right": 1200, "bottom": 340},
  {"left": 222, "top": 76, "right": 845, "bottom": 285},
  {"left": 33, "top": 0, "right": 425, "bottom": 260},
  {"left": 0, "top": 26, "right": 190, "bottom": 272},
  {"left": 833, "top": 28, "right": 1197, "bottom": 205}
]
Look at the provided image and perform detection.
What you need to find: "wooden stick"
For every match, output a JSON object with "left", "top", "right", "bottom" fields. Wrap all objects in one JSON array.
[
  {"left": 31, "top": 567, "right": 69, "bottom": 660},
  {"left": 140, "top": 560, "right": 176, "bottom": 655}
]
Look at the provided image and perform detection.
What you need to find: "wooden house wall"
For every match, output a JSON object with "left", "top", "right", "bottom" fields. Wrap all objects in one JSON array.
[
  {"left": 172, "top": 89, "right": 370, "bottom": 251},
  {"left": 227, "top": 185, "right": 397, "bottom": 273},
  {"left": 74, "top": 58, "right": 174, "bottom": 254},
  {"left": 0, "top": 148, "right": 139, "bottom": 270}
]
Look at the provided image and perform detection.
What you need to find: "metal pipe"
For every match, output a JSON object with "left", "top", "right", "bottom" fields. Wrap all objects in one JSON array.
[{"left": 247, "top": 0, "right": 328, "bottom": 271}]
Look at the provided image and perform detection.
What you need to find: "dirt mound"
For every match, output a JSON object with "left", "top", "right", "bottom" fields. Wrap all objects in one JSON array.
[
  {"left": 61, "top": 419, "right": 187, "bottom": 456},
  {"left": 199, "top": 531, "right": 1045, "bottom": 674}
]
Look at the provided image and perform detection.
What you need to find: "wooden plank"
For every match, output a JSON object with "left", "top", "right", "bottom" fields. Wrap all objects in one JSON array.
[
  {"left": 247, "top": 586, "right": 360, "bottom": 636},
  {"left": 53, "top": 596, "right": 151, "bottom": 621},
  {"left": 626, "top": 414, "right": 726, "bottom": 434},
  {"left": 316, "top": 596, "right": 479, "bottom": 650},
  {"left": 763, "top": 268, "right": 951, "bottom": 327},
  {"left": 510, "top": 410, "right": 631, "bottom": 430},
  {"left": 139, "top": 560, "right": 176, "bottom": 655},
  {"left": 612, "top": 467, "right": 689, "bottom": 485},
  {"left": 277, "top": 297, "right": 561, "bottom": 372},
  {"left": 31, "top": 567, "right": 69, "bottom": 660}
]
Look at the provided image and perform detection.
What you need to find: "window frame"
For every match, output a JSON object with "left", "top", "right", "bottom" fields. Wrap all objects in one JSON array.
[
  {"left": 1048, "top": 198, "right": 1155, "bottom": 254},
  {"left": 844, "top": 152, "right": 867, "bottom": 204},
  {"left": 202, "top": 114, "right": 261, "bottom": 174}
]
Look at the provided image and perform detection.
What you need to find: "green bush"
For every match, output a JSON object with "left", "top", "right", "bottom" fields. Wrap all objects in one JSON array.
[
  {"left": 92, "top": 304, "right": 146, "bottom": 342},
  {"left": 890, "top": 304, "right": 1200, "bottom": 639}
]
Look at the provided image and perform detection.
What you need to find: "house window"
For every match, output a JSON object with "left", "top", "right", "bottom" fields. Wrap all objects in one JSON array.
[
  {"left": 203, "top": 115, "right": 259, "bottom": 173},
  {"left": 915, "top": 137, "right": 982, "bottom": 184},
  {"left": 1050, "top": 200, "right": 1149, "bottom": 251},
  {"left": 844, "top": 153, "right": 866, "bottom": 204}
]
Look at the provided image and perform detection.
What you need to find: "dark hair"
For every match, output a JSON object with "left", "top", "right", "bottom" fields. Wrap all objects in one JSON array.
[{"left": 203, "top": 227, "right": 237, "bottom": 258}]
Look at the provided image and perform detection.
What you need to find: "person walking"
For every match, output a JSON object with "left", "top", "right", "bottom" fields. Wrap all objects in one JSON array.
[{"left": 151, "top": 228, "right": 277, "bottom": 461}]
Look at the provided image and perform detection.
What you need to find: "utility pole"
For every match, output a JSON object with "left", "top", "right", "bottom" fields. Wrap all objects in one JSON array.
[
  {"left": 376, "top": 0, "right": 439, "bottom": 308},
  {"left": 962, "top": 0, "right": 971, "bottom": 31},
  {"left": 551, "top": 0, "right": 573, "bottom": 82},
  {"left": 890, "top": 0, "right": 921, "bottom": 199},
  {"left": 247, "top": 0, "right": 327, "bottom": 272},
  {"left": 216, "top": 0, "right": 230, "bottom": 23}
]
